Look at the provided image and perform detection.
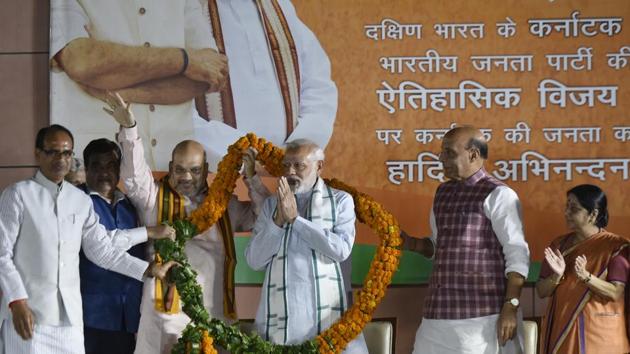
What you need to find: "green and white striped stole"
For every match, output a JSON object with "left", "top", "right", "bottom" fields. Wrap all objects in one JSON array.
[{"left": 265, "top": 178, "right": 346, "bottom": 344}]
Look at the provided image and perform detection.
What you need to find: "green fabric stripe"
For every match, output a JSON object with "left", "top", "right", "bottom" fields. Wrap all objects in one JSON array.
[
  {"left": 325, "top": 185, "right": 337, "bottom": 224},
  {"left": 333, "top": 262, "right": 345, "bottom": 312},
  {"left": 306, "top": 188, "right": 313, "bottom": 219},
  {"left": 312, "top": 250, "right": 322, "bottom": 334},
  {"left": 265, "top": 253, "right": 274, "bottom": 341},
  {"left": 281, "top": 225, "right": 290, "bottom": 344}
]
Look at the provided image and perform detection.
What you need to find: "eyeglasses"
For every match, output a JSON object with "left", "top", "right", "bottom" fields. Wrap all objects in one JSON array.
[
  {"left": 282, "top": 161, "right": 309, "bottom": 172},
  {"left": 40, "top": 149, "right": 74, "bottom": 158},
  {"left": 173, "top": 166, "right": 203, "bottom": 176}
]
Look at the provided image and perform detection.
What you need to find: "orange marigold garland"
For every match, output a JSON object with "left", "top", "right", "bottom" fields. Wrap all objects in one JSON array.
[
  {"left": 189, "top": 134, "right": 283, "bottom": 232},
  {"left": 174, "top": 134, "right": 401, "bottom": 353},
  {"left": 201, "top": 330, "right": 217, "bottom": 354}
]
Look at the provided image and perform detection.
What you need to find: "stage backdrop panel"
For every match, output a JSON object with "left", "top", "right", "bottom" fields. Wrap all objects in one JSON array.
[
  {"left": 296, "top": 0, "right": 630, "bottom": 264},
  {"left": 50, "top": 0, "right": 629, "bottom": 276}
]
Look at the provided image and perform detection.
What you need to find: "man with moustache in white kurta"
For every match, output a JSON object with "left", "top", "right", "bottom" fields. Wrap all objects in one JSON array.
[{"left": 0, "top": 125, "right": 177, "bottom": 354}]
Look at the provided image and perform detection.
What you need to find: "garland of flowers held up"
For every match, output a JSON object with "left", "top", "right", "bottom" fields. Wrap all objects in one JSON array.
[{"left": 155, "top": 134, "right": 402, "bottom": 353}]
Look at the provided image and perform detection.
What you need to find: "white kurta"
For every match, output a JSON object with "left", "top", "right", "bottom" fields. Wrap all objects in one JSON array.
[
  {"left": 194, "top": 0, "right": 338, "bottom": 170},
  {"left": 118, "top": 126, "right": 258, "bottom": 354},
  {"left": 3, "top": 320, "right": 83, "bottom": 354},
  {"left": 50, "top": 0, "right": 215, "bottom": 170},
  {"left": 245, "top": 188, "right": 367, "bottom": 353},
  {"left": 0, "top": 172, "right": 149, "bottom": 354},
  {"left": 412, "top": 186, "right": 530, "bottom": 354}
]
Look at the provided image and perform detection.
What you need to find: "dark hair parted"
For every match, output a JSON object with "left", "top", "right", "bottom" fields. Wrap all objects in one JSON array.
[
  {"left": 466, "top": 137, "right": 488, "bottom": 159},
  {"left": 35, "top": 124, "right": 74, "bottom": 149},
  {"left": 83, "top": 138, "right": 122, "bottom": 168},
  {"left": 567, "top": 184, "right": 609, "bottom": 228}
]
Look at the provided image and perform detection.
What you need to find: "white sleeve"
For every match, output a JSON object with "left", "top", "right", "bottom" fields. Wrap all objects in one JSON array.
[
  {"left": 484, "top": 186, "right": 530, "bottom": 278},
  {"left": 50, "top": 0, "right": 90, "bottom": 61},
  {"left": 118, "top": 126, "right": 160, "bottom": 217},
  {"left": 107, "top": 227, "right": 148, "bottom": 251},
  {"left": 185, "top": 0, "right": 216, "bottom": 50},
  {"left": 81, "top": 202, "right": 148, "bottom": 281},
  {"left": 0, "top": 185, "right": 28, "bottom": 304},
  {"left": 280, "top": 0, "right": 338, "bottom": 149}
]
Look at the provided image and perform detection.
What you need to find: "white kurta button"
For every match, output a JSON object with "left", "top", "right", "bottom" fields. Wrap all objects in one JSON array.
[{"left": 151, "top": 138, "right": 157, "bottom": 147}]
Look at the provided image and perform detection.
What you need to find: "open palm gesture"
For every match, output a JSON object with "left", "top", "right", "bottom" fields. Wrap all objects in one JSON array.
[
  {"left": 102, "top": 91, "right": 135, "bottom": 128},
  {"left": 544, "top": 247, "right": 566, "bottom": 277}
]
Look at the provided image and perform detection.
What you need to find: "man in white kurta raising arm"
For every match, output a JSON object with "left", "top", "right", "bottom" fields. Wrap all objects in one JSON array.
[{"left": 102, "top": 93, "right": 265, "bottom": 354}]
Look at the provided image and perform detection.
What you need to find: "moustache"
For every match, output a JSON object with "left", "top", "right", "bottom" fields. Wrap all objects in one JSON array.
[
  {"left": 286, "top": 177, "right": 300, "bottom": 185},
  {"left": 52, "top": 162, "right": 66, "bottom": 170}
]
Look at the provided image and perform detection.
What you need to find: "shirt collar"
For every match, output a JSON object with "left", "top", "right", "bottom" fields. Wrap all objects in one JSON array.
[
  {"left": 86, "top": 186, "right": 127, "bottom": 205},
  {"left": 461, "top": 167, "right": 487, "bottom": 186},
  {"left": 34, "top": 170, "right": 64, "bottom": 197}
]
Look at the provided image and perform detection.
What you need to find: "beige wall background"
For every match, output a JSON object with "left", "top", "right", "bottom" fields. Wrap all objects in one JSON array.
[{"left": 0, "top": 0, "right": 48, "bottom": 190}]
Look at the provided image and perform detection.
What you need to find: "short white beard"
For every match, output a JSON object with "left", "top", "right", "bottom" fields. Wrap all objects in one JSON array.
[{"left": 292, "top": 184, "right": 310, "bottom": 194}]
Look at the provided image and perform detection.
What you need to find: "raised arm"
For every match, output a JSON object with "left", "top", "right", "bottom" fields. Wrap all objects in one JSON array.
[
  {"left": 575, "top": 253, "right": 627, "bottom": 301},
  {"left": 101, "top": 93, "right": 159, "bottom": 216},
  {"left": 536, "top": 247, "right": 565, "bottom": 298}
]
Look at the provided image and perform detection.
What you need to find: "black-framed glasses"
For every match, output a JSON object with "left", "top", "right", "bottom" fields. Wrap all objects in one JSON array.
[{"left": 39, "top": 148, "right": 74, "bottom": 158}]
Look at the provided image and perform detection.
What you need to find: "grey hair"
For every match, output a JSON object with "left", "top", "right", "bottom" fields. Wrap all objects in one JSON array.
[
  {"left": 69, "top": 157, "right": 84, "bottom": 173},
  {"left": 285, "top": 139, "right": 325, "bottom": 161}
]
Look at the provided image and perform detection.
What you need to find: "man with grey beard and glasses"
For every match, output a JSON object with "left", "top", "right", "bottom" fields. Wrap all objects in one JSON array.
[{"left": 245, "top": 139, "right": 367, "bottom": 353}]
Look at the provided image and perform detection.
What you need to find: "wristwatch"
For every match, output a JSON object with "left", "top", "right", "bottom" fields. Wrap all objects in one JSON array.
[{"left": 505, "top": 298, "right": 520, "bottom": 308}]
